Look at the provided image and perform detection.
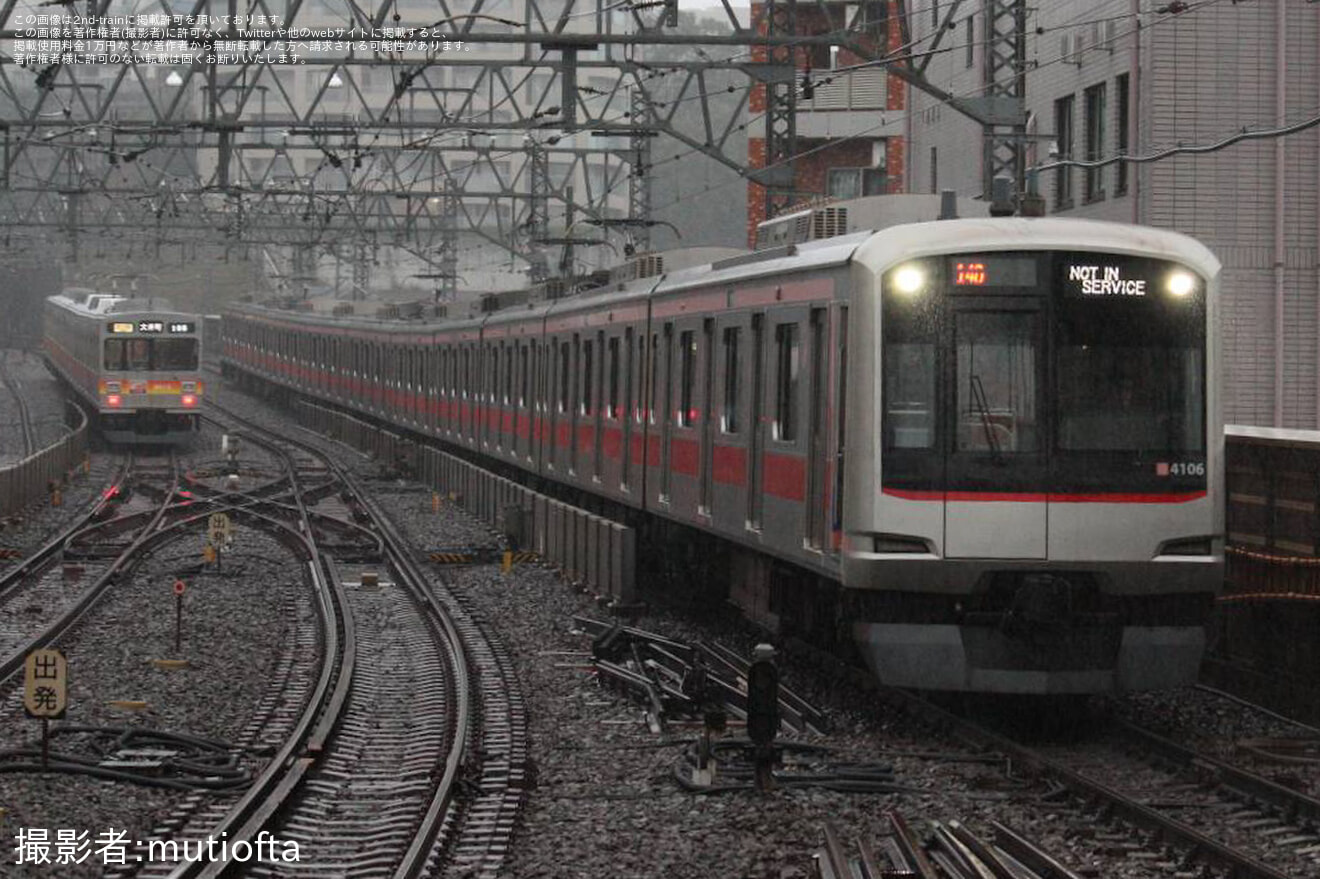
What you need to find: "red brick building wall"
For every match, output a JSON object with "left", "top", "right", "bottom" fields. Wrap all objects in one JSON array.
[{"left": 745, "top": 1, "right": 908, "bottom": 246}]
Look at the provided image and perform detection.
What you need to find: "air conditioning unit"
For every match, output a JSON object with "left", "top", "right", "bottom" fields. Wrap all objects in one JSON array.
[{"left": 610, "top": 254, "right": 665, "bottom": 284}]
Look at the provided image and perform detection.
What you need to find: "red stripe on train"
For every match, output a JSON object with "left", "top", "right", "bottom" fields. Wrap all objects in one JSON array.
[{"left": 883, "top": 488, "right": 1207, "bottom": 503}]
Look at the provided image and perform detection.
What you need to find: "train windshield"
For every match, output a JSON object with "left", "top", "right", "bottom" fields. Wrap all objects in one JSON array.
[
  {"left": 104, "top": 337, "right": 199, "bottom": 371},
  {"left": 881, "top": 251, "right": 1207, "bottom": 490},
  {"left": 1054, "top": 253, "right": 1205, "bottom": 454}
]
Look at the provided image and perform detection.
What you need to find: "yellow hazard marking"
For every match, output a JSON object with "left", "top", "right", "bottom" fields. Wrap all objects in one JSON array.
[
  {"left": 429, "top": 553, "right": 475, "bottom": 564},
  {"left": 107, "top": 700, "right": 149, "bottom": 711},
  {"left": 150, "top": 659, "right": 191, "bottom": 670}
]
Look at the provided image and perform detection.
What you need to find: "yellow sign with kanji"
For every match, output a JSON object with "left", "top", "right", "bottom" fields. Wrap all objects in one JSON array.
[{"left": 23, "top": 649, "right": 67, "bottom": 718}]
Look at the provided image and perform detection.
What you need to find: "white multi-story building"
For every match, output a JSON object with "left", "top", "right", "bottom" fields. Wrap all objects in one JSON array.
[{"left": 905, "top": 0, "right": 1320, "bottom": 428}]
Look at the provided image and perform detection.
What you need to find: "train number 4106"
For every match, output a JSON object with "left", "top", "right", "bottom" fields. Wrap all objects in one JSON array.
[{"left": 1158, "top": 461, "right": 1205, "bottom": 477}]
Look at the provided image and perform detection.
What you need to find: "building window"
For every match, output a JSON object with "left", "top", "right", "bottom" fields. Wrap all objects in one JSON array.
[
  {"left": 828, "top": 167, "right": 887, "bottom": 198},
  {"left": 1115, "top": 73, "right": 1130, "bottom": 195},
  {"left": 965, "top": 16, "right": 974, "bottom": 68},
  {"left": 1054, "top": 94, "right": 1075, "bottom": 209},
  {"left": 1084, "top": 82, "right": 1106, "bottom": 203}
]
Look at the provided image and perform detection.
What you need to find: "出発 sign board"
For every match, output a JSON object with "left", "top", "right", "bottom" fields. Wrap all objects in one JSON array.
[{"left": 24, "top": 649, "right": 67, "bottom": 718}]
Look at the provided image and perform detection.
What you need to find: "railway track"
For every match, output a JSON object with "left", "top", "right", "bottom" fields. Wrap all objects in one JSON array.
[
  {"left": 814, "top": 667, "right": 1319, "bottom": 879},
  {"left": 121, "top": 402, "right": 527, "bottom": 878},
  {"left": 0, "top": 451, "right": 177, "bottom": 684},
  {"left": 0, "top": 356, "right": 37, "bottom": 460}
]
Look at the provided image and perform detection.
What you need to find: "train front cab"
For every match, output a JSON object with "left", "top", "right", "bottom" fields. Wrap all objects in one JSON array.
[
  {"left": 98, "top": 314, "right": 204, "bottom": 443},
  {"left": 842, "top": 223, "right": 1224, "bottom": 694}
]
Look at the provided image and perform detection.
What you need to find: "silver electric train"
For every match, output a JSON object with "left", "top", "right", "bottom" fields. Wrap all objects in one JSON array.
[{"left": 222, "top": 207, "right": 1222, "bottom": 694}]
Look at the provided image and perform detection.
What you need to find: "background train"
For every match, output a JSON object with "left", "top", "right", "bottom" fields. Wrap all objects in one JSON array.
[
  {"left": 221, "top": 200, "right": 1223, "bottom": 694},
  {"left": 43, "top": 290, "right": 204, "bottom": 444}
]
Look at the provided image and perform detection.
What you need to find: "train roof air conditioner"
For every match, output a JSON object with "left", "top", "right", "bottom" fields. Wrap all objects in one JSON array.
[{"left": 754, "top": 194, "right": 991, "bottom": 249}]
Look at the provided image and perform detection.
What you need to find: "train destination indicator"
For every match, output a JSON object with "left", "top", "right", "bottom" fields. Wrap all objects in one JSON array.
[
  {"left": 948, "top": 255, "right": 1037, "bottom": 287},
  {"left": 1066, "top": 263, "right": 1148, "bottom": 297},
  {"left": 107, "top": 321, "right": 196, "bottom": 334}
]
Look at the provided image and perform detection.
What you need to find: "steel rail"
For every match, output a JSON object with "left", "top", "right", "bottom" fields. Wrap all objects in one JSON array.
[
  {"left": 0, "top": 455, "right": 130, "bottom": 606},
  {"left": 0, "top": 361, "right": 36, "bottom": 459},
  {"left": 191, "top": 399, "right": 470, "bottom": 879},
  {"left": 876, "top": 687, "right": 1297, "bottom": 879},
  {"left": 1109, "top": 715, "right": 1320, "bottom": 827},
  {"left": 0, "top": 453, "right": 179, "bottom": 684},
  {"left": 166, "top": 414, "right": 346, "bottom": 879}
]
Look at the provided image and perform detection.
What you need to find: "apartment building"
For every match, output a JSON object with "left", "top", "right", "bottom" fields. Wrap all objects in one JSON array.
[{"left": 906, "top": 0, "right": 1320, "bottom": 428}]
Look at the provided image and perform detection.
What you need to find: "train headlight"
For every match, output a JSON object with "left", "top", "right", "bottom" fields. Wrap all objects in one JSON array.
[
  {"left": 1166, "top": 270, "right": 1196, "bottom": 298},
  {"left": 181, "top": 394, "right": 197, "bottom": 407},
  {"left": 891, "top": 264, "right": 926, "bottom": 296},
  {"left": 106, "top": 394, "right": 122, "bottom": 407}
]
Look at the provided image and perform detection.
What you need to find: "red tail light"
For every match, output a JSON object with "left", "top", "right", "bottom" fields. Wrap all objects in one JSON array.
[
  {"left": 182, "top": 394, "right": 197, "bottom": 407},
  {"left": 107, "top": 394, "right": 122, "bottom": 407}
]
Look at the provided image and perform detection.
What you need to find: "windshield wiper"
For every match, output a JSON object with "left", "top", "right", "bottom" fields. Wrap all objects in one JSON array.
[{"left": 969, "top": 374, "right": 1003, "bottom": 463}]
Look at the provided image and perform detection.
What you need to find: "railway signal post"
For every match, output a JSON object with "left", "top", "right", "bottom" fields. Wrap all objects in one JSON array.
[
  {"left": 173, "top": 579, "right": 186, "bottom": 654},
  {"left": 746, "top": 644, "right": 779, "bottom": 793}
]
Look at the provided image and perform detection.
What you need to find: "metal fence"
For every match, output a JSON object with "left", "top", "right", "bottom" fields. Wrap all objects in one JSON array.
[{"left": 0, "top": 401, "right": 88, "bottom": 520}]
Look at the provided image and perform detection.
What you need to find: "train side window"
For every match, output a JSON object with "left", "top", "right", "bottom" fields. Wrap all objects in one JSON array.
[
  {"left": 678, "top": 330, "right": 696, "bottom": 427},
  {"left": 559, "top": 340, "right": 571, "bottom": 413},
  {"left": 634, "top": 334, "right": 646, "bottom": 423},
  {"left": 505, "top": 344, "right": 514, "bottom": 404},
  {"left": 722, "top": 326, "right": 741, "bottom": 434},
  {"left": 650, "top": 332, "right": 661, "bottom": 424},
  {"left": 581, "top": 338, "right": 593, "bottom": 416},
  {"left": 773, "top": 322, "right": 800, "bottom": 442},
  {"left": 607, "top": 336, "right": 620, "bottom": 419},
  {"left": 519, "top": 344, "right": 529, "bottom": 407}
]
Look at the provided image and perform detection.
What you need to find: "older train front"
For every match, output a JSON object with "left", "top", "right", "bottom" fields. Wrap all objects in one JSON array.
[
  {"left": 842, "top": 219, "right": 1223, "bottom": 694},
  {"left": 44, "top": 293, "right": 204, "bottom": 443}
]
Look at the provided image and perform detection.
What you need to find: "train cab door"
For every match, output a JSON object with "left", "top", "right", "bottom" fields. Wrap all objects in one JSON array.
[{"left": 942, "top": 297, "right": 1048, "bottom": 559}]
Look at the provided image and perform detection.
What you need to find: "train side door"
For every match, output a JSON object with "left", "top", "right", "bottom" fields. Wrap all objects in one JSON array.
[
  {"left": 943, "top": 298, "right": 1047, "bottom": 559},
  {"left": 710, "top": 310, "right": 752, "bottom": 536},
  {"left": 804, "top": 306, "right": 829, "bottom": 551}
]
